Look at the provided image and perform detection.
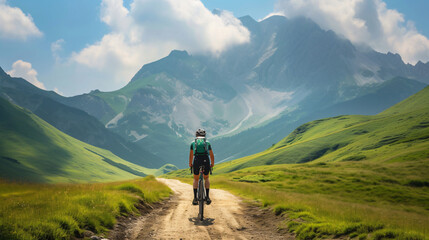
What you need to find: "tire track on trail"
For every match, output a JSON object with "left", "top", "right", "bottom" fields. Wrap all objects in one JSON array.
[{"left": 110, "top": 178, "right": 293, "bottom": 240}]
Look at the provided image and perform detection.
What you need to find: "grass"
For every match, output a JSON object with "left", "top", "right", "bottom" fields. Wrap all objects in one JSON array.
[
  {"left": 0, "top": 176, "right": 171, "bottom": 240},
  {"left": 213, "top": 87, "right": 429, "bottom": 174},
  {"left": 93, "top": 73, "right": 177, "bottom": 116},
  {"left": 0, "top": 98, "right": 160, "bottom": 183},
  {"left": 164, "top": 86, "right": 429, "bottom": 239},
  {"left": 213, "top": 110, "right": 429, "bottom": 174},
  {"left": 166, "top": 160, "right": 429, "bottom": 239}
]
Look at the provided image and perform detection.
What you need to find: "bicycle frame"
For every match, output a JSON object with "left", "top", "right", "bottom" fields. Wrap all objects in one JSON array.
[
  {"left": 197, "top": 166, "right": 206, "bottom": 220},
  {"left": 190, "top": 164, "right": 212, "bottom": 221}
]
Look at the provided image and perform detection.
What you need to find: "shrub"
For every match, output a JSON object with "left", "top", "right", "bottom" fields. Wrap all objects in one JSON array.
[
  {"left": 358, "top": 233, "right": 367, "bottom": 240},
  {"left": 273, "top": 205, "right": 289, "bottom": 216},
  {"left": 115, "top": 184, "right": 144, "bottom": 196},
  {"left": 342, "top": 155, "right": 367, "bottom": 161},
  {"left": 405, "top": 180, "right": 429, "bottom": 187}
]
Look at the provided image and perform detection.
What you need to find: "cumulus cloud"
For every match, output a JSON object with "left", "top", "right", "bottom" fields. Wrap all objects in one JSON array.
[
  {"left": 0, "top": 0, "right": 42, "bottom": 40},
  {"left": 273, "top": 0, "right": 429, "bottom": 64},
  {"left": 7, "top": 60, "right": 46, "bottom": 89},
  {"left": 71, "top": 0, "right": 250, "bottom": 84},
  {"left": 51, "top": 39, "right": 65, "bottom": 62}
]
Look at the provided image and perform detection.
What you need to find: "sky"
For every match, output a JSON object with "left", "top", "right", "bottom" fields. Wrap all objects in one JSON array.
[{"left": 0, "top": 0, "right": 428, "bottom": 96}]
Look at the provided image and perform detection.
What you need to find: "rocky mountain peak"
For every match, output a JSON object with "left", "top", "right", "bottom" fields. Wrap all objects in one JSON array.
[
  {"left": 239, "top": 15, "right": 257, "bottom": 25},
  {"left": 212, "top": 8, "right": 222, "bottom": 16},
  {"left": 168, "top": 50, "right": 190, "bottom": 58},
  {"left": 0, "top": 66, "right": 9, "bottom": 78},
  {"left": 386, "top": 52, "right": 404, "bottom": 65}
]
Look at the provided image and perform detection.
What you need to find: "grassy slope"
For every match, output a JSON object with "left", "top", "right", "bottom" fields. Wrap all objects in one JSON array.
[
  {"left": 93, "top": 61, "right": 190, "bottom": 117},
  {"left": 0, "top": 176, "right": 171, "bottom": 240},
  {"left": 214, "top": 86, "right": 429, "bottom": 174},
  {"left": 165, "top": 86, "right": 429, "bottom": 239},
  {"left": 168, "top": 161, "right": 428, "bottom": 239},
  {"left": 0, "top": 98, "right": 159, "bottom": 183}
]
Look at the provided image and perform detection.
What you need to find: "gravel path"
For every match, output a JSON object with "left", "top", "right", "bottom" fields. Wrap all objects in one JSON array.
[{"left": 109, "top": 178, "right": 293, "bottom": 240}]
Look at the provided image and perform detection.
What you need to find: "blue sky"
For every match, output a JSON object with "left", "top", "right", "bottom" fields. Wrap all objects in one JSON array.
[
  {"left": 386, "top": 0, "right": 429, "bottom": 37},
  {"left": 0, "top": 0, "right": 428, "bottom": 96},
  {"left": 201, "top": 0, "right": 276, "bottom": 21}
]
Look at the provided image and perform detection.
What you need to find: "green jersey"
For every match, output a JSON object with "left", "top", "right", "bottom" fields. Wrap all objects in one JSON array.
[{"left": 190, "top": 137, "right": 212, "bottom": 155}]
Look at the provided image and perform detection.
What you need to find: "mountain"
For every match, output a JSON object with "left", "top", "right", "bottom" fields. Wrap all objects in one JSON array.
[
  {"left": 208, "top": 16, "right": 427, "bottom": 161},
  {"left": 0, "top": 97, "right": 160, "bottom": 183},
  {"left": 165, "top": 84, "right": 429, "bottom": 239},
  {"left": 58, "top": 15, "right": 428, "bottom": 167},
  {"left": 2, "top": 15, "right": 428, "bottom": 168},
  {"left": 88, "top": 50, "right": 242, "bottom": 165},
  {"left": 214, "top": 85, "right": 429, "bottom": 173},
  {"left": 315, "top": 76, "right": 427, "bottom": 116},
  {"left": 0, "top": 68, "right": 166, "bottom": 168}
]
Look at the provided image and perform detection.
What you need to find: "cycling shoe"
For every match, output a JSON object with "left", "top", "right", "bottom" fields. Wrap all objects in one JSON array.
[
  {"left": 206, "top": 197, "right": 212, "bottom": 205},
  {"left": 192, "top": 198, "right": 198, "bottom": 205}
]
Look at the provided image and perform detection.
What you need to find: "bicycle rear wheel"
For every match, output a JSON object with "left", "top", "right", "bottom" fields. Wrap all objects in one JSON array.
[{"left": 198, "top": 179, "right": 205, "bottom": 220}]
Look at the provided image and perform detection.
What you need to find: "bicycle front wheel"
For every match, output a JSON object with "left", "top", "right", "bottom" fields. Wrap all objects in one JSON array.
[{"left": 198, "top": 180, "right": 205, "bottom": 220}]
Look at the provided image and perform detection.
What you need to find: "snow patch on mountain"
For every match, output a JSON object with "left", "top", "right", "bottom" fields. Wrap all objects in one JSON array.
[
  {"left": 244, "top": 85, "right": 292, "bottom": 120},
  {"left": 223, "top": 97, "right": 253, "bottom": 135},
  {"left": 106, "top": 112, "right": 124, "bottom": 128},
  {"left": 255, "top": 33, "right": 278, "bottom": 68},
  {"left": 149, "top": 113, "right": 168, "bottom": 124},
  {"left": 170, "top": 88, "right": 247, "bottom": 137},
  {"left": 129, "top": 130, "right": 148, "bottom": 142},
  {"left": 118, "top": 95, "right": 130, "bottom": 103},
  {"left": 224, "top": 85, "right": 294, "bottom": 135},
  {"left": 354, "top": 73, "right": 380, "bottom": 86}
]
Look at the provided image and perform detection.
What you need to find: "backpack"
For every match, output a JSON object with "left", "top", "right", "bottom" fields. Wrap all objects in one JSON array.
[{"left": 194, "top": 137, "right": 208, "bottom": 155}]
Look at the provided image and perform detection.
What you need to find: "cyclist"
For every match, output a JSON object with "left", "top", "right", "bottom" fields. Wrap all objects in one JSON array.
[{"left": 189, "top": 128, "right": 214, "bottom": 205}]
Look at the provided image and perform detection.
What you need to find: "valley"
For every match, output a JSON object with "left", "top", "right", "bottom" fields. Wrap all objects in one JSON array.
[
  {"left": 0, "top": 8, "right": 428, "bottom": 240},
  {"left": 3, "top": 15, "right": 427, "bottom": 168},
  {"left": 0, "top": 97, "right": 168, "bottom": 182},
  {"left": 164, "top": 85, "right": 429, "bottom": 239}
]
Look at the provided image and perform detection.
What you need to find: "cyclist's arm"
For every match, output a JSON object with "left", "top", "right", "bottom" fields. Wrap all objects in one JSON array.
[
  {"left": 189, "top": 149, "right": 194, "bottom": 167},
  {"left": 209, "top": 150, "right": 214, "bottom": 167}
]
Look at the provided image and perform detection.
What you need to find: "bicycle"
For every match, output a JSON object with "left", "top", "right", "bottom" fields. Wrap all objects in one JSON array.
[{"left": 191, "top": 165, "right": 212, "bottom": 221}]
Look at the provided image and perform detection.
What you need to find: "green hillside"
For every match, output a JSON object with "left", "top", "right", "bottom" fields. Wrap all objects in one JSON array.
[
  {"left": 214, "top": 85, "right": 429, "bottom": 173},
  {"left": 0, "top": 98, "right": 159, "bottom": 183},
  {"left": 0, "top": 70, "right": 166, "bottom": 169},
  {"left": 165, "top": 86, "right": 429, "bottom": 239}
]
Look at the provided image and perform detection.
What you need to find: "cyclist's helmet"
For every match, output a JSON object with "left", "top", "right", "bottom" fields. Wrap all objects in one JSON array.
[{"left": 195, "top": 128, "right": 206, "bottom": 137}]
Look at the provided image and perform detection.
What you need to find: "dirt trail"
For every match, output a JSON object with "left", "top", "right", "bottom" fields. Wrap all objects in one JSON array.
[{"left": 110, "top": 178, "right": 292, "bottom": 240}]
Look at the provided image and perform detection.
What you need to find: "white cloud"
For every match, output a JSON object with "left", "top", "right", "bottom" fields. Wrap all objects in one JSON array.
[
  {"left": 71, "top": 0, "right": 250, "bottom": 84},
  {"left": 259, "top": 12, "right": 284, "bottom": 22},
  {"left": 7, "top": 60, "right": 46, "bottom": 89},
  {"left": 51, "top": 39, "right": 65, "bottom": 62},
  {"left": 273, "top": 0, "right": 429, "bottom": 64},
  {"left": 0, "top": 1, "right": 42, "bottom": 40}
]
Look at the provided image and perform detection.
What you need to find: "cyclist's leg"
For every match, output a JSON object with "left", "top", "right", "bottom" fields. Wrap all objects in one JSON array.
[
  {"left": 202, "top": 156, "right": 211, "bottom": 191},
  {"left": 204, "top": 174, "right": 210, "bottom": 189},
  {"left": 192, "top": 159, "right": 200, "bottom": 205},
  {"left": 202, "top": 155, "right": 211, "bottom": 204},
  {"left": 193, "top": 158, "right": 200, "bottom": 189},
  {"left": 193, "top": 174, "right": 199, "bottom": 190},
  {"left": 192, "top": 174, "right": 199, "bottom": 205},
  {"left": 203, "top": 174, "right": 211, "bottom": 204}
]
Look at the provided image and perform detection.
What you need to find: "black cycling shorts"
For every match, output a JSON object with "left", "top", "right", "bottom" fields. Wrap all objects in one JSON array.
[{"left": 193, "top": 155, "right": 210, "bottom": 175}]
